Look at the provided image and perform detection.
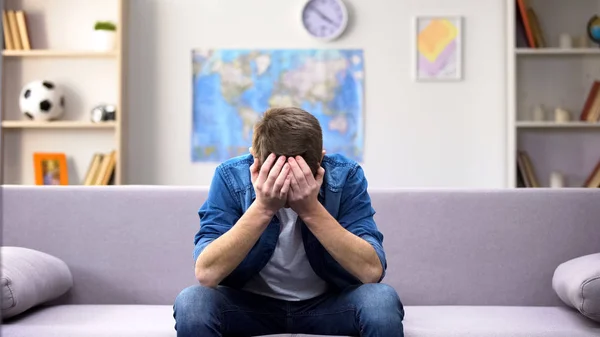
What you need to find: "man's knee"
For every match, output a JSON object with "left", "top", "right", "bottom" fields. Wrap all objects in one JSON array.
[
  {"left": 356, "top": 283, "right": 405, "bottom": 322},
  {"left": 173, "top": 285, "right": 223, "bottom": 330}
]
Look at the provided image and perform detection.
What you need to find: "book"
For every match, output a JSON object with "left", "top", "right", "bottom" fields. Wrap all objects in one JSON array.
[
  {"left": 580, "top": 81, "right": 600, "bottom": 121},
  {"left": 83, "top": 153, "right": 104, "bottom": 185},
  {"left": 583, "top": 161, "right": 600, "bottom": 188},
  {"left": 15, "top": 11, "right": 30, "bottom": 50},
  {"left": 98, "top": 151, "right": 116, "bottom": 185},
  {"left": 93, "top": 153, "right": 110, "bottom": 185},
  {"left": 528, "top": 8, "right": 546, "bottom": 48},
  {"left": 93, "top": 150, "right": 116, "bottom": 185},
  {"left": 516, "top": 6, "right": 528, "bottom": 48},
  {"left": 516, "top": 161, "right": 527, "bottom": 187},
  {"left": 516, "top": 0, "right": 536, "bottom": 48},
  {"left": 2, "top": 10, "right": 14, "bottom": 50},
  {"left": 517, "top": 153, "right": 531, "bottom": 187},
  {"left": 6, "top": 10, "right": 22, "bottom": 50},
  {"left": 518, "top": 151, "right": 540, "bottom": 187}
]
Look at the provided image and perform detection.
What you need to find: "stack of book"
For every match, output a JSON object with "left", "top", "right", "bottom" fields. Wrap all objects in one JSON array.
[
  {"left": 516, "top": 0, "right": 545, "bottom": 49},
  {"left": 516, "top": 151, "right": 539, "bottom": 188},
  {"left": 82, "top": 151, "right": 116, "bottom": 185},
  {"left": 2, "top": 10, "right": 30, "bottom": 50}
]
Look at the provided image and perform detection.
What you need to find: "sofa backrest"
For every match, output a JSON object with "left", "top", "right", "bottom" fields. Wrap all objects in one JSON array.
[{"left": 2, "top": 186, "right": 599, "bottom": 307}]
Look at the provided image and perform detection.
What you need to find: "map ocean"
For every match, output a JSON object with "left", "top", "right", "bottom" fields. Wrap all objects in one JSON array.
[{"left": 192, "top": 49, "right": 365, "bottom": 162}]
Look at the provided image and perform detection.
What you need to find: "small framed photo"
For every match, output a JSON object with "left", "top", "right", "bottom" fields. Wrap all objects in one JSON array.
[
  {"left": 33, "top": 152, "right": 69, "bottom": 185},
  {"left": 413, "top": 15, "right": 463, "bottom": 81}
]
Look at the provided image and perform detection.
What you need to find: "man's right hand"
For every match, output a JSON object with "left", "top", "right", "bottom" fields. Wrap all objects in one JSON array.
[{"left": 250, "top": 153, "right": 291, "bottom": 215}]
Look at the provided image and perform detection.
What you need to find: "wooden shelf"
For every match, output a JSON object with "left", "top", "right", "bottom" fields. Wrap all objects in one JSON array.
[
  {"left": 2, "top": 120, "right": 117, "bottom": 129},
  {"left": 516, "top": 121, "right": 600, "bottom": 129},
  {"left": 2, "top": 50, "right": 118, "bottom": 57},
  {"left": 0, "top": 0, "right": 126, "bottom": 186},
  {"left": 516, "top": 48, "right": 600, "bottom": 55}
]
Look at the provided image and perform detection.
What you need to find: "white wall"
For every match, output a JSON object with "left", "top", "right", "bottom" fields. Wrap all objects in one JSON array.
[{"left": 127, "top": 0, "right": 507, "bottom": 188}]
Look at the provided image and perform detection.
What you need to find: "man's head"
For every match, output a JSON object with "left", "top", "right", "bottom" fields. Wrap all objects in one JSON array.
[{"left": 252, "top": 107, "right": 323, "bottom": 175}]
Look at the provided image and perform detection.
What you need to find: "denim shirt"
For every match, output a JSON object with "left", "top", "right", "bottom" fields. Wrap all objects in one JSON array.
[{"left": 193, "top": 153, "right": 387, "bottom": 290}]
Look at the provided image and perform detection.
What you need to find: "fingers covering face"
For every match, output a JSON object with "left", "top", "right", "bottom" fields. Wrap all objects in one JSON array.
[
  {"left": 257, "top": 153, "right": 276, "bottom": 185},
  {"left": 295, "top": 156, "right": 314, "bottom": 180},
  {"left": 272, "top": 162, "right": 290, "bottom": 194}
]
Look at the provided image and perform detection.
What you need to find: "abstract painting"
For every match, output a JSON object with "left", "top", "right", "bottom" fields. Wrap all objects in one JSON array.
[{"left": 414, "top": 16, "right": 462, "bottom": 81}]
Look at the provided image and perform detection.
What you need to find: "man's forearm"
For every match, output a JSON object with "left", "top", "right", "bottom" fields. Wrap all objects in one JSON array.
[
  {"left": 301, "top": 204, "right": 383, "bottom": 284},
  {"left": 195, "top": 203, "right": 274, "bottom": 287}
]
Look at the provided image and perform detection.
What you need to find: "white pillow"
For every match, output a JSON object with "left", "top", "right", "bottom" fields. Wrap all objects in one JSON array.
[
  {"left": 553, "top": 253, "right": 600, "bottom": 323},
  {"left": 1, "top": 246, "right": 73, "bottom": 319}
]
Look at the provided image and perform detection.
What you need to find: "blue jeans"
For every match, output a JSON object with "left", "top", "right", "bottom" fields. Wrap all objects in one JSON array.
[{"left": 173, "top": 283, "right": 404, "bottom": 337}]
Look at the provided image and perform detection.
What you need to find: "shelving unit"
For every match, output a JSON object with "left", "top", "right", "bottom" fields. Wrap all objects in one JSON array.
[
  {"left": 516, "top": 48, "right": 600, "bottom": 55},
  {"left": 507, "top": 0, "right": 600, "bottom": 188},
  {"left": 0, "top": 0, "right": 127, "bottom": 185},
  {"left": 1, "top": 120, "right": 117, "bottom": 129},
  {"left": 2, "top": 50, "right": 119, "bottom": 57},
  {"left": 516, "top": 121, "right": 600, "bottom": 129}
]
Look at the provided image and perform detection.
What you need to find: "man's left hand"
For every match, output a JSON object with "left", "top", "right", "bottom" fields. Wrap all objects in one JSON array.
[{"left": 287, "top": 156, "right": 325, "bottom": 218}]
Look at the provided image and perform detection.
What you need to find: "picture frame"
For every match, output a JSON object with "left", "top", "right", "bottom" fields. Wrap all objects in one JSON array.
[
  {"left": 413, "top": 15, "right": 463, "bottom": 82},
  {"left": 33, "top": 152, "right": 69, "bottom": 185}
]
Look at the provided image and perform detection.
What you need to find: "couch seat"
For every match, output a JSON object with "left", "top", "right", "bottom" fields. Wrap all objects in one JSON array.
[
  {"left": 2, "top": 305, "right": 175, "bottom": 337},
  {"left": 2, "top": 305, "right": 599, "bottom": 337}
]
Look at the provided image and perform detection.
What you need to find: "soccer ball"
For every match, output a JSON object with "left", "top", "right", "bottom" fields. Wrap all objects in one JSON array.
[{"left": 19, "top": 80, "right": 65, "bottom": 121}]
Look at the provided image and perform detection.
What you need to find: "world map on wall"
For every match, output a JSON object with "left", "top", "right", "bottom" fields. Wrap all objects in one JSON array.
[{"left": 191, "top": 49, "right": 365, "bottom": 162}]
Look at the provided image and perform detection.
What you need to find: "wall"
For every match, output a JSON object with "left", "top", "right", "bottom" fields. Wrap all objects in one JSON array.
[{"left": 127, "top": 0, "right": 507, "bottom": 187}]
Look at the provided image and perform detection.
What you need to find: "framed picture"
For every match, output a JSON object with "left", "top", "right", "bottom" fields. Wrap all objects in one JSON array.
[
  {"left": 33, "top": 152, "right": 69, "bottom": 185},
  {"left": 413, "top": 15, "right": 463, "bottom": 81}
]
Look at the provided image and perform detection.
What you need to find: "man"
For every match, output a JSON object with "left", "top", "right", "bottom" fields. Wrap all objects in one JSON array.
[{"left": 173, "top": 107, "right": 404, "bottom": 336}]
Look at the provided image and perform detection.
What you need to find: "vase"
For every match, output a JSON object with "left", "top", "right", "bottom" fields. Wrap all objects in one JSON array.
[
  {"left": 550, "top": 172, "right": 565, "bottom": 188},
  {"left": 554, "top": 108, "right": 571, "bottom": 122},
  {"left": 92, "top": 30, "right": 116, "bottom": 51}
]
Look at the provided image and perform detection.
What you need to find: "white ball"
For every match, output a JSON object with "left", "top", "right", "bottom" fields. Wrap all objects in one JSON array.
[{"left": 19, "top": 80, "right": 65, "bottom": 121}]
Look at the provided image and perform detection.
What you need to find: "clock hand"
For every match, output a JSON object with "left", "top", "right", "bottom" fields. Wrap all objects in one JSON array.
[{"left": 312, "top": 8, "right": 335, "bottom": 25}]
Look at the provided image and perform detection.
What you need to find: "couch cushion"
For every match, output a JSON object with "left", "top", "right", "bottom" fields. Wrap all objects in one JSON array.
[
  {"left": 1, "top": 246, "right": 73, "bottom": 319},
  {"left": 2, "top": 305, "right": 599, "bottom": 337},
  {"left": 553, "top": 253, "right": 600, "bottom": 322},
  {"left": 1, "top": 305, "right": 176, "bottom": 337},
  {"left": 402, "top": 306, "right": 600, "bottom": 337}
]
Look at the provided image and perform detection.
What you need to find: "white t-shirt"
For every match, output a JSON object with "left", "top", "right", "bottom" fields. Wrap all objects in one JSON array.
[{"left": 242, "top": 207, "right": 328, "bottom": 301}]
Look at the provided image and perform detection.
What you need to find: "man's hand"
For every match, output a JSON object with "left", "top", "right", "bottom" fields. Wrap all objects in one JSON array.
[
  {"left": 287, "top": 156, "right": 325, "bottom": 218},
  {"left": 251, "top": 153, "right": 291, "bottom": 216}
]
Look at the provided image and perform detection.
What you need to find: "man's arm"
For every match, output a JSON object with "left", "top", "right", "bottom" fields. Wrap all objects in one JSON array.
[
  {"left": 195, "top": 202, "right": 274, "bottom": 288},
  {"left": 195, "top": 154, "right": 291, "bottom": 287},
  {"left": 287, "top": 157, "right": 385, "bottom": 284},
  {"left": 301, "top": 204, "right": 383, "bottom": 283}
]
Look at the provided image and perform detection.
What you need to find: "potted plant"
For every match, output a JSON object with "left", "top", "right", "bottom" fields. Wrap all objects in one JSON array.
[{"left": 92, "top": 21, "right": 117, "bottom": 51}]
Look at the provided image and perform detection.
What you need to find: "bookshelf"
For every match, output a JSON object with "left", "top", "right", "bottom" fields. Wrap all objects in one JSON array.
[
  {"left": 0, "top": 0, "right": 127, "bottom": 185},
  {"left": 516, "top": 121, "right": 600, "bottom": 129},
  {"left": 507, "top": 0, "right": 600, "bottom": 188},
  {"left": 2, "top": 50, "right": 119, "bottom": 57},
  {"left": 516, "top": 48, "right": 600, "bottom": 55},
  {"left": 2, "top": 120, "right": 117, "bottom": 128}
]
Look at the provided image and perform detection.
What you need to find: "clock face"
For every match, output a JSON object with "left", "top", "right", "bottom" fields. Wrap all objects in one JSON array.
[{"left": 301, "top": 0, "right": 348, "bottom": 41}]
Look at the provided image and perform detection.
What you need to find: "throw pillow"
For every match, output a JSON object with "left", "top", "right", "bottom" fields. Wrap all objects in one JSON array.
[
  {"left": 552, "top": 252, "right": 600, "bottom": 323},
  {"left": 1, "top": 246, "right": 73, "bottom": 319}
]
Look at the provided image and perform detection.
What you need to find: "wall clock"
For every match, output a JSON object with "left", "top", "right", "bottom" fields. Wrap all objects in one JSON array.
[{"left": 301, "top": 0, "right": 349, "bottom": 41}]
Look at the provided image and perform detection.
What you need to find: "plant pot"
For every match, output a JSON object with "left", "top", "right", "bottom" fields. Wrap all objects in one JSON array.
[{"left": 92, "top": 30, "right": 116, "bottom": 51}]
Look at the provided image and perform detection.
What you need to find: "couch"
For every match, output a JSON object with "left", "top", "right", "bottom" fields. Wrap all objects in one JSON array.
[{"left": 1, "top": 185, "right": 599, "bottom": 337}]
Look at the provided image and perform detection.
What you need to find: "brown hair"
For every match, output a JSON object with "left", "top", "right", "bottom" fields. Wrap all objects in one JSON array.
[{"left": 252, "top": 107, "right": 323, "bottom": 175}]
